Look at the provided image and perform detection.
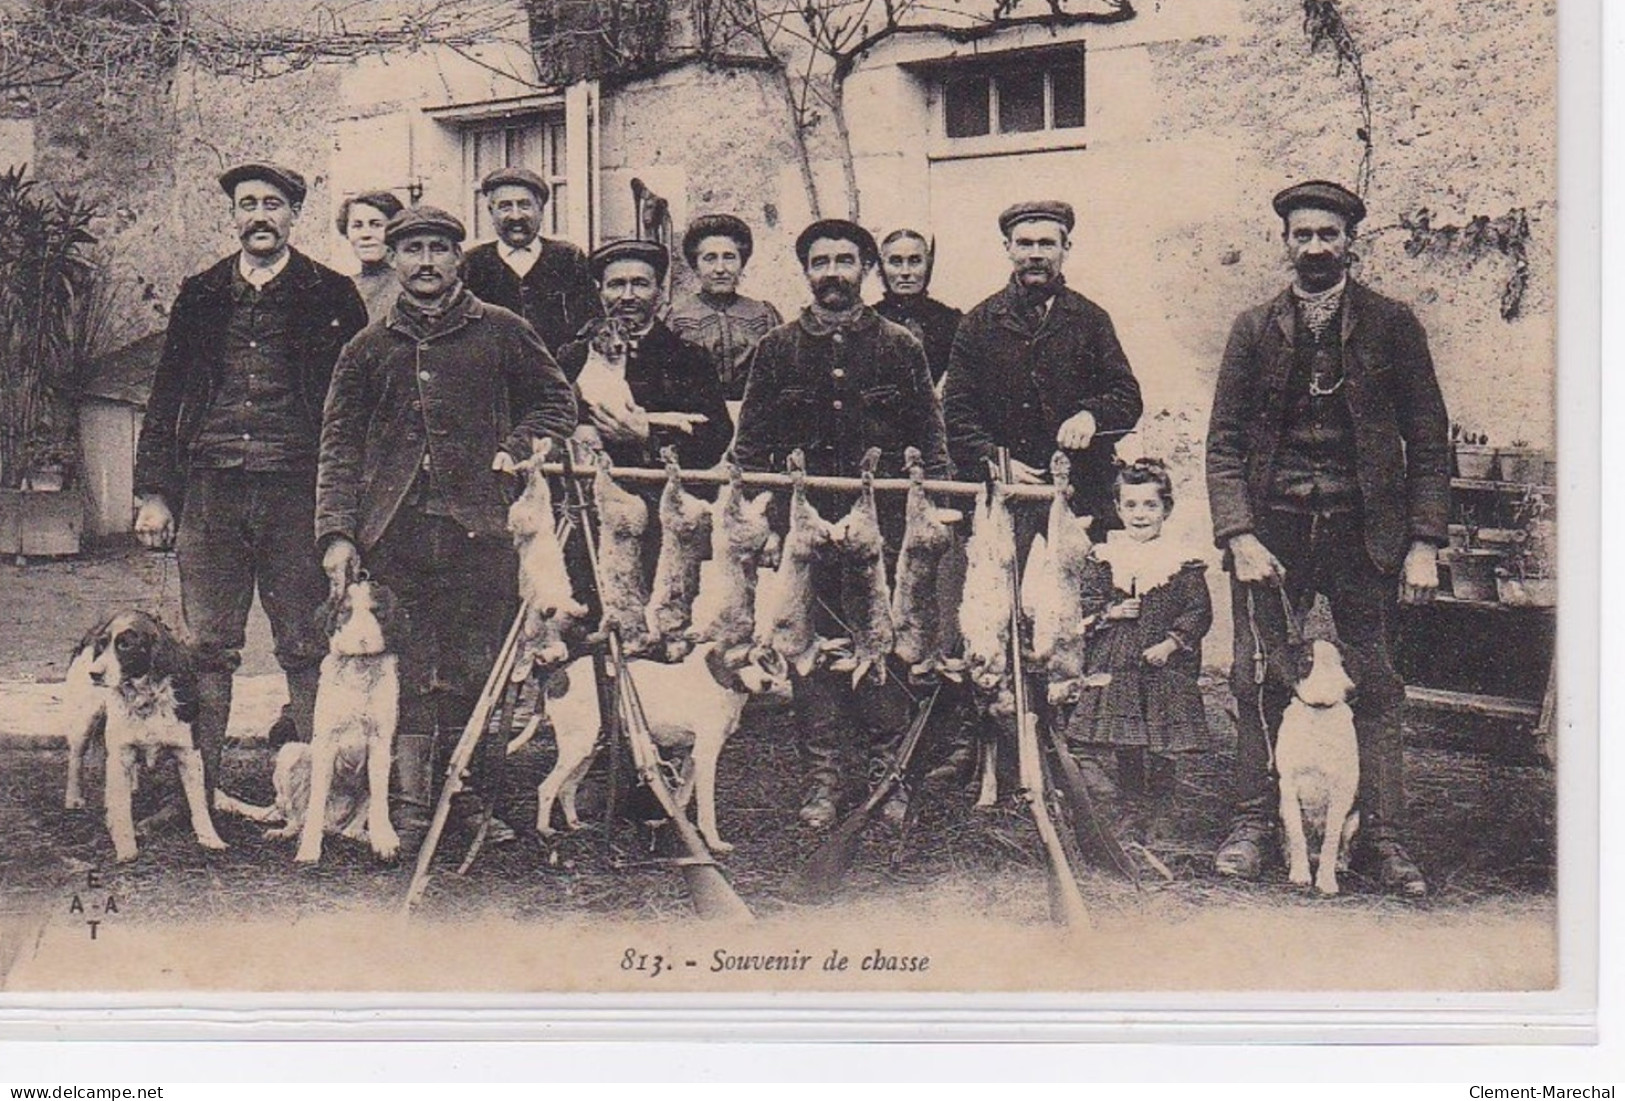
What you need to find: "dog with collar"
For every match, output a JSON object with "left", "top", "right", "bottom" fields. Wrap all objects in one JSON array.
[
  {"left": 214, "top": 579, "right": 405, "bottom": 864},
  {"left": 63, "top": 611, "right": 228, "bottom": 863},
  {"left": 1274, "top": 637, "right": 1361, "bottom": 895},
  {"left": 516, "top": 643, "right": 791, "bottom": 853}
]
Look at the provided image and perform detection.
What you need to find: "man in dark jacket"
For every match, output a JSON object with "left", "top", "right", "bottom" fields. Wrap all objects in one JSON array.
[
  {"left": 555, "top": 238, "right": 733, "bottom": 471},
  {"left": 133, "top": 162, "right": 367, "bottom": 797},
  {"left": 875, "top": 228, "right": 962, "bottom": 387},
  {"left": 317, "top": 206, "right": 578, "bottom": 848},
  {"left": 460, "top": 167, "right": 600, "bottom": 355},
  {"left": 734, "top": 219, "right": 951, "bottom": 829},
  {"left": 942, "top": 200, "right": 1142, "bottom": 528},
  {"left": 1206, "top": 180, "right": 1450, "bottom": 897}
]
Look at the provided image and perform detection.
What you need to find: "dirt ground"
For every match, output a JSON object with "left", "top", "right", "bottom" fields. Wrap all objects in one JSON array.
[{"left": 0, "top": 543, "right": 1557, "bottom": 993}]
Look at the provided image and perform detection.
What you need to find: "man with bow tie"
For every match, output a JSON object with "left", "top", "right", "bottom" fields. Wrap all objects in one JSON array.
[{"left": 555, "top": 238, "right": 733, "bottom": 470}]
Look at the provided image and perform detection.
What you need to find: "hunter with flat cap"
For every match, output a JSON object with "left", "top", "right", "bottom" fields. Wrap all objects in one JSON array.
[
  {"left": 461, "top": 166, "right": 600, "bottom": 354},
  {"left": 317, "top": 205, "right": 578, "bottom": 851},
  {"left": 134, "top": 161, "right": 368, "bottom": 800},
  {"left": 734, "top": 218, "right": 951, "bottom": 831},
  {"left": 556, "top": 238, "right": 733, "bottom": 471},
  {"left": 942, "top": 199, "right": 1143, "bottom": 529},
  {"left": 1206, "top": 180, "right": 1450, "bottom": 897}
]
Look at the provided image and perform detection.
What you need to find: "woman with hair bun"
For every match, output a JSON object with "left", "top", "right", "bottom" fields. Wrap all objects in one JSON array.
[
  {"left": 667, "top": 213, "right": 783, "bottom": 402},
  {"left": 1066, "top": 457, "right": 1213, "bottom": 805}
]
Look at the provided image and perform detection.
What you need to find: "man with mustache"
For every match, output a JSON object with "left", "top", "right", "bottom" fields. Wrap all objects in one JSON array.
[
  {"left": 133, "top": 162, "right": 367, "bottom": 802},
  {"left": 317, "top": 206, "right": 578, "bottom": 851},
  {"left": 460, "top": 166, "right": 599, "bottom": 355},
  {"left": 942, "top": 200, "right": 1142, "bottom": 531},
  {"left": 734, "top": 219, "right": 951, "bottom": 830},
  {"left": 1206, "top": 181, "right": 1450, "bottom": 897},
  {"left": 556, "top": 238, "right": 733, "bottom": 470}
]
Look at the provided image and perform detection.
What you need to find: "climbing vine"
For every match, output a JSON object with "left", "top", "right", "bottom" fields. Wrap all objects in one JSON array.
[
  {"left": 1300, "top": 0, "right": 1372, "bottom": 196},
  {"left": 1397, "top": 207, "right": 1532, "bottom": 321}
]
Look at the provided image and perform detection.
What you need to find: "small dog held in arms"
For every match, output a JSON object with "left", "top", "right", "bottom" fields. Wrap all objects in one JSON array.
[
  {"left": 573, "top": 316, "right": 638, "bottom": 419},
  {"left": 62, "top": 612, "right": 228, "bottom": 863},
  {"left": 213, "top": 580, "right": 406, "bottom": 864},
  {"left": 1274, "top": 637, "right": 1361, "bottom": 895}
]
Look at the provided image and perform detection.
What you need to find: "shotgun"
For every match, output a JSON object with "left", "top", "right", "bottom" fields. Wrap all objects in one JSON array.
[
  {"left": 795, "top": 684, "right": 942, "bottom": 901},
  {"left": 569, "top": 459, "right": 755, "bottom": 922},
  {"left": 403, "top": 600, "right": 528, "bottom": 913},
  {"left": 999, "top": 448, "right": 1091, "bottom": 928}
]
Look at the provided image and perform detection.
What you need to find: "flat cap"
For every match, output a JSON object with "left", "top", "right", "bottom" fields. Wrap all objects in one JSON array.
[
  {"left": 794, "top": 218, "right": 879, "bottom": 267},
  {"left": 1272, "top": 180, "right": 1366, "bottom": 226},
  {"left": 998, "top": 200, "right": 1074, "bottom": 237},
  {"left": 383, "top": 205, "right": 467, "bottom": 247},
  {"left": 480, "top": 166, "right": 551, "bottom": 203},
  {"left": 218, "top": 162, "right": 307, "bottom": 206},
  {"left": 682, "top": 213, "right": 755, "bottom": 265},
  {"left": 589, "top": 237, "right": 670, "bottom": 282}
]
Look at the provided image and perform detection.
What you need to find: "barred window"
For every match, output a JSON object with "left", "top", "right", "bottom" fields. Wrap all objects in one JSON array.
[{"left": 940, "top": 48, "right": 1086, "bottom": 139}]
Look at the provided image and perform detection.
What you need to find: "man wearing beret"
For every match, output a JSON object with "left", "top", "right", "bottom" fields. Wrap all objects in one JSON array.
[
  {"left": 1206, "top": 180, "right": 1451, "bottom": 897},
  {"left": 734, "top": 218, "right": 951, "bottom": 829},
  {"left": 460, "top": 166, "right": 600, "bottom": 355},
  {"left": 134, "top": 162, "right": 368, "bottom": 801},
  {"left": 942, "top": 200, "right": 1142, "bottom": 527},
  {"left": 666, "top": 214, "right": 784, "bottom": 403},
  {"left": 556, "top": 238, "right": 733, "bottom": 471},
  {"left": 317, "top": 206, "right": 578, "bottom": 849}
]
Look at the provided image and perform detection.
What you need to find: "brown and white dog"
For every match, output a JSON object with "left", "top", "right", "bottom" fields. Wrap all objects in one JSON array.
[
  {"left": 573, "top": 316, "right": 638, "bottom": 422},
  {"left": 63, "top": 612, "right": 228, "bottom": 863},
  {"left": 214, "top": 580, "right": 405, "bottom": 864},
  {"left": 1274, "top": 638, "right": 1361, "bottom": 895},
  {"left": 514, "top": 643, "right": 791, "bottom": 853}
]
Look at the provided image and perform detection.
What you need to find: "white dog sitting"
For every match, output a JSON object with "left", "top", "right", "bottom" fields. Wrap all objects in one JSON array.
[
  {"left": 1274, "top": 638, "right": 1361, "bottom": 896},
  {"left": 214, "top": 580, "right": 405, "bottom": 864},
  {"left": 514, "top": 643, "right": 791, "bottom": 853}
]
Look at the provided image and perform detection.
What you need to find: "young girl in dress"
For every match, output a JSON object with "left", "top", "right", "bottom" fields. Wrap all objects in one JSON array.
[{"left": 1066, "top": 458, "right": 1212, "bottom": 799}]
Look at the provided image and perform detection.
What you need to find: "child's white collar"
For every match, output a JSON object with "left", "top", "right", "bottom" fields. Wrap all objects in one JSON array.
[{"left": 1094, "top": 529, "right": 1198, "bottom": 595}]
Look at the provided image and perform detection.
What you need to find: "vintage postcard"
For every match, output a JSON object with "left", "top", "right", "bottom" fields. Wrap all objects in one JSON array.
[{"left": 0, "top": 0, "right": 1588, "bottom": 1022}]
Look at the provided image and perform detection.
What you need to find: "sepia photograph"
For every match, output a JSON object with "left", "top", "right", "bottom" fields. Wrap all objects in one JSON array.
[{"left": 0, "top": 0, "right": 1583, "bottom": 1018}]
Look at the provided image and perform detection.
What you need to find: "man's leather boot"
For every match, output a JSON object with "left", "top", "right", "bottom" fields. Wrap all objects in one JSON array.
[
  {"left": 1214, "top": 817, "right": 1276, "bottom": 880},
  {"left": 393, "top": 729, "right": 437, "bottom": 856},
  {"left": 284, "top": 663, "right": 322, "bottom": 744},
  {"left": 1361, "top": 837, "right": 1428, "bottom": 898}
]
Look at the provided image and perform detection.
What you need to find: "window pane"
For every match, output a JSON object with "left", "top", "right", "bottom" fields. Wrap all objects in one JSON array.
[
  {"left": 1051, "top": 54, "right": 1085, "bottom": 129},
  {"left": 547, "top": 121, "right": 567, "bottom": 175},
  {"left": 997, "top": 68, "right": 1045, "bottom": 133},
  {"left": 550, "top": 183, "right": 567, "bottom": 237},
  {"left": 944, "top": 74, "right": 991, "bottom": 138}
]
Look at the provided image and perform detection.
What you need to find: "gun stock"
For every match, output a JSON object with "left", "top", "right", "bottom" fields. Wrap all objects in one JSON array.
[
  {"left": 796, "top": 686, "right": 942, "bottom": 901},
  {"left": 1042, "top": 717, "right": 1139, "bottom": 884},
  {"left": 998, "top": 447, "right": 1090, "bottom": 928},
  {"left": 571, "top": 455, "right": 754, "bottom": 923},
  {"left": 608, "top": 630, "right": 755, "bottom": 922},
  {"left": 402, "top": 602, "right": 529, "bottom": 913}
]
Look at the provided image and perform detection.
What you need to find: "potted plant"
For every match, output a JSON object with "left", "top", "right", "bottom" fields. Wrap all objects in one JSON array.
[
  {"left": 0, "top": 166, "right": 104, "bottom": 557},
  {"left": 1451, "top": 423, "right": 1496, "bottom": 480},
  {"left": 1439, "top": 510, "right": 1502, "bottom": 602},
  {"left": 1495, "top": 487, "right": 1556, "bottom": 607},
  {"left": 1496, "top": 439, "right": 1546, "bottom": 484}
]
